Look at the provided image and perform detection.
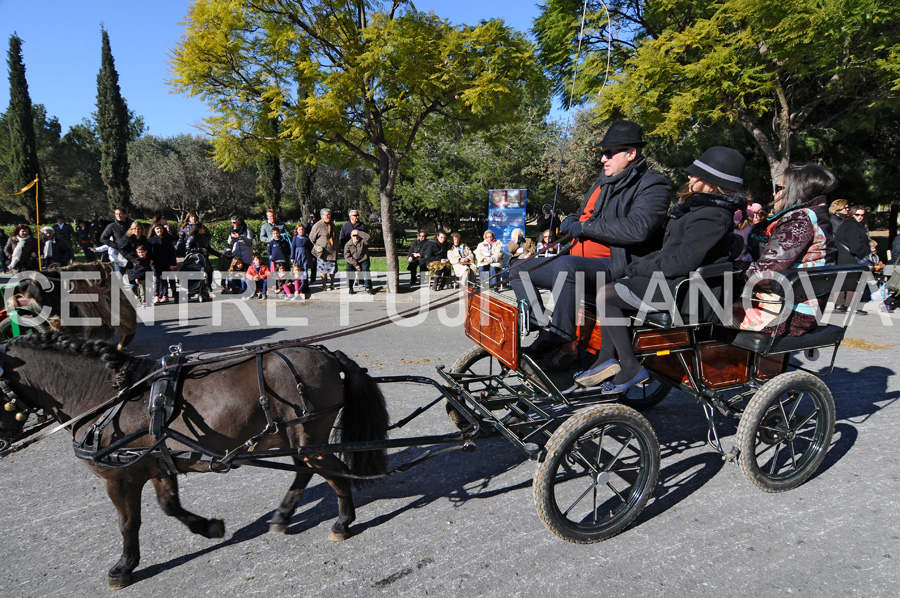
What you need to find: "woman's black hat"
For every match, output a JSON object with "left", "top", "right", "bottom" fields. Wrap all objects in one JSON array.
[{"left": 684, "top": 146, "right": 746, "bottom": 192}]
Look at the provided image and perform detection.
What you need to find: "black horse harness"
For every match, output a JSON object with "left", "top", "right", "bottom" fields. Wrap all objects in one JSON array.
[{"left": 58, "top": 342, "right": 342, "bottom": 475}]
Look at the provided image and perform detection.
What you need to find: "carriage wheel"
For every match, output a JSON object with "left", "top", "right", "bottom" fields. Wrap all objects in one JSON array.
[
  {"left": 735, "top": 371, "right": 835, "bottom": 493},
  {"left": 533, "top": 404, "right": 659, "bottom": 543},
  {"left": 446, "top": 346, "right": 503, "bottom": 435},
  {"left": 0, "top": 313, "right": 50, "bottom": 340},
  {"left": 617, "top": 376, "right": 671, "bottom": 411}
]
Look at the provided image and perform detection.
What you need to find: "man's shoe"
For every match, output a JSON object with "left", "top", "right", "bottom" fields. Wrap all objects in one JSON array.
[
  {"left": 539, "top": 342, "right": 579, "bottom": 372},
  {"left": 855, "top": 309, "right": 868, "bottom": 315},
  {"left": 367, "top": 288, "right": 376, "bottom": 295},
  {"left": 834, "top": 304, "right": 848, "bottom": 312},
  {"left": 574, "top": 359, "right": 621, "bottom": 388},
  {"left": 349, "top": 288, "right": 356, "bottom": 295},
  {"left": 521, "top": 333, "right": 556, "bottom": 358}
]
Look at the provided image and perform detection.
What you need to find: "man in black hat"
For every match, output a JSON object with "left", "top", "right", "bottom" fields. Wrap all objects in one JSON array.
[{"left": 511, "top": 120, "right": 672, "bottom": 371}]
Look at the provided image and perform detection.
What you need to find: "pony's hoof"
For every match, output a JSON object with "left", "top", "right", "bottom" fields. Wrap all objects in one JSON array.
[
  {"left": 208, "top": 518, "right": 225, "bottom": 538},
  {"left": 107, "top": 573, "right": 132, "bottom": 590},
  {"left": 329, "top": 529, "right": 352, "bottom": 542},
  {"left": 269, "top": 522, "right": 287, "bottom": 534}
]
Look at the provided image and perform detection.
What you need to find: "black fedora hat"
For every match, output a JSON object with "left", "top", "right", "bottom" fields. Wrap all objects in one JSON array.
[
  {"left": 684, "top": 146, "right": 746, "bottom": 192},
  {"left": 598, "top": 120, "right": 647, "bottom": 148}
]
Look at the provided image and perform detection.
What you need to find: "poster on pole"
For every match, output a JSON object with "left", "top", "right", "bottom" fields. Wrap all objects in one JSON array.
[{"left": 488, "top": 188, "right": 527, "bottom": 245}]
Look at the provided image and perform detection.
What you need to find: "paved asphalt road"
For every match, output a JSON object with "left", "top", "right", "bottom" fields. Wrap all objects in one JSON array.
[{"left": 0, "top": 283, "right": 898, "bottom": 598}]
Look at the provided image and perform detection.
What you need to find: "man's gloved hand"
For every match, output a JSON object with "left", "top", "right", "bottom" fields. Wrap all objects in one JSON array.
[{"left": 559, "top": 215, "right": 582, "bottom": 237}]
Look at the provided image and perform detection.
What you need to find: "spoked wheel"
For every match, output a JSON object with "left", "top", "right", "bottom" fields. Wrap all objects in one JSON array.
[
  {"left": 533, "top": 404, "right": 660, "bottom": 543},
  {"left": 618, "top": 375, "right": 671, "bottom": 411},
  {"left": 735, "top": 371, "right": 835, "bottom": 493},
  {"left": 446, "top": 346, "right": 507, "bottom": 434}
]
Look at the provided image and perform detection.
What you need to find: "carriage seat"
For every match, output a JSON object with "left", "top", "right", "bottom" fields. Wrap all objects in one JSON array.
[
  {"left": 712, "top": 325, "right": 846, "bottom": 356},
  {"left": 642, "top": 261, "right": 740, "bottom": 329}
]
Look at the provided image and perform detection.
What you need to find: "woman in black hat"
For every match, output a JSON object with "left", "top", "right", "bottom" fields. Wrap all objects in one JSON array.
[{"left": 575, "top": 146, "right": 748, "bottom": 390}]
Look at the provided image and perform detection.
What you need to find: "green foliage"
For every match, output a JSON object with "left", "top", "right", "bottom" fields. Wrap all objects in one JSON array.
[
  {"left": 171, "top": 0, "right": 541, "bottom": 291},
  {"left": 128, "top": 134, "right": 256, "bottom": 221},
  {"left": 96, "top": 27, "right": 132, "bottom": 211},
  {"left": 4, "top": 33, "right": 40, "bottom": 222},
  {"left": 535, "top": 0, "right": 900, "bottom": 192}
]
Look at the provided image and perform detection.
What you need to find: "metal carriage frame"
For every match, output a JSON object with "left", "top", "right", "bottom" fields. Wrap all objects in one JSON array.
[{"left": 439, "top": 263, "right": 871, "bottom": 543}]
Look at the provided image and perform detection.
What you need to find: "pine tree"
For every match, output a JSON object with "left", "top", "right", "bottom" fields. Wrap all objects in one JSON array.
[
  {"left": 5, "top": 33, "right": 40, "bottom": 222},
  {"left": 96, "top": 26, "right": 131, "bottom": 211}
]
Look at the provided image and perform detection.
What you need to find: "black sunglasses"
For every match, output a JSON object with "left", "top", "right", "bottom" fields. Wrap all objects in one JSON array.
[
  {"left": 773, "top": 184, "right": 785, "bottom": 193},
  {"left": 600, "top": 148, "right": 629, "bottom": 160}
]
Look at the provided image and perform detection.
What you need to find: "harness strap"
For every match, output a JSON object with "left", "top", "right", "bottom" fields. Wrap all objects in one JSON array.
[{"left": 271, "top": 349, "right": 312, "bottom": 413}]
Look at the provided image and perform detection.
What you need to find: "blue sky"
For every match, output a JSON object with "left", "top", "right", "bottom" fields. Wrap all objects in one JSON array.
[{"left": 0, "top": 0, "right": 544, "bottom": 138}]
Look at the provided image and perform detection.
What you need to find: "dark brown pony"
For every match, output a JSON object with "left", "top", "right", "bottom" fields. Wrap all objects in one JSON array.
[{"left": 0, "top": 332, "right": 388, "bottom": 589}]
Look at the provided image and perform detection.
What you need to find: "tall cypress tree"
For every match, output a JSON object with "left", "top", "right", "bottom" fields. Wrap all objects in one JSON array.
[
  {"left": 96, "top": 26, "right": 131, "bottom": 211},
  {"left": 5, "top": 33, "right": 40, "bottom": 222}
]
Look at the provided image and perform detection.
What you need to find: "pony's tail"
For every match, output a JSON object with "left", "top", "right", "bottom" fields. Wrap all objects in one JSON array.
[{"left": 333, "top": 351, "right": 388, "bottom": 482}]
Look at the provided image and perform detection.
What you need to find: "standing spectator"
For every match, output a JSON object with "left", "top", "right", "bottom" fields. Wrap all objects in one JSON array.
[
  {"left": 338, "top": 208, "right": 369, "bottom": 249},
  {"left": 53, "top": 215, "right": 75, "bottom": 253},
  {"left": 310, "top": 207, "right": 338, "bottom": 290},
  {"left": 100, "top": 207, "right": 133, "bottom": 277},
  {"left": 125, "top": 244, "right": 152, "bottom": 306},
  {"left": 7, "top": 225, "right": 39, "bottom": 273},
  {"left": 148, "top": 223, "right": 178, "bottom": 303},
  {"left": 536, "top": 204, "right": 558, "bottom": 239},
  {"left": 406, "top": 230, "right": 431, "bottom": 286},
  {"left": 474, "top": 229, "right": 504, "bottom": 288},
  {"left": 448, "top": 232, "right": 477, "bottom": 286},
  {"left": 119, "top": 221, "right": 149, "bottom": 266},
  {"left": 267, "top": 228, "right": 291, "bottom": 267},
  {"left": 305, "top": 212, "right": 318, "bottom": 283},
  {"left": 834, "top": 205, "right": 871, "bottom": 314},
  {"left": 0, "top": 227, "right": 8, "bottom": 272},
  {"left": 829, "top": 199, "right": 850, "bottom": 233},
  {"left": 75, "top": 220, "right": 95, "bottom": 262},
  {"left": 176, "top": 212, "right": 201, "bottom": 257},
  {"left": 40, "top": 227, "right": 73, "bottom": 269},
  {"left": 259, "top": 208, "right": 288, "bottom": 245},
  {"left": 291, "top": 223, "right": 313, "bottom": 283},
  {"left": 245, "top": 255, "right": 269, "bottom": 299},
  {"left": 343, "top": 229, "right": 375, "bottom": 294},
  {"left": 228, "top": 217, "right": 254, "bottom": 265}
]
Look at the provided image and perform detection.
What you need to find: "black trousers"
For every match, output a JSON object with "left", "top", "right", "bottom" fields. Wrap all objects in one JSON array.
[{"left": 510, "top": 255, "right": 612, "bottom": 342}]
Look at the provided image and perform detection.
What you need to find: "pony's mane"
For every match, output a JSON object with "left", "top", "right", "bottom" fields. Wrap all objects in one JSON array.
[{"left": 10, "top": 332, "right": 136, "bottom": 388}]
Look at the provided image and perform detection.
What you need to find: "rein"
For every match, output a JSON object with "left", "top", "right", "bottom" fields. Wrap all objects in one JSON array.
[{"left": 0, "top": 239, "right": 573, "bottom": 458}]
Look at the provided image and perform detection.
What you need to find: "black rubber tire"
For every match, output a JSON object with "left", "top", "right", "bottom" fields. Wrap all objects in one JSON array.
[
  {"left": 617, "top": 375, "right": 671, "bottom": 411},
  {"left": 736, "top": 371, "right": 835, "bottom": 493},
  {"left": 0, "top": 313, "right": 50, "bottom": 340},
  {"left": 446, "top": 346, "right": 501, "bottom": 434},
  {"left": 533, "top": 404, "right": 660, "bottom": 543}
]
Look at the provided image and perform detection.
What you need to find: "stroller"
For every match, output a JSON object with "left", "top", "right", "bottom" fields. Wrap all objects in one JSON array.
[
  {"left": 882, "top": 257, "right": 900, "bottom": 311},
  {"left": 179, "top": 249, "right": 212, "bottom": 302}
]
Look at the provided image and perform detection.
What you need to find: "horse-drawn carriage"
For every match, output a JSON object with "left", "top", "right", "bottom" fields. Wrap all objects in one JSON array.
[{"left": 0, "top": 260, "right": 868, "bottom": 588}]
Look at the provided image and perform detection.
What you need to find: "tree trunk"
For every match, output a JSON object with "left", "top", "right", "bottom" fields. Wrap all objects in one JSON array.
[
  {"left": 296, "top": 162, "right": 317, "bottom": 221},
  {"left": 378, "top": 151, "right": 401, "bottom": 293},
  {"left": 736, "top": 111, "right": 790, "bottom": 184}
]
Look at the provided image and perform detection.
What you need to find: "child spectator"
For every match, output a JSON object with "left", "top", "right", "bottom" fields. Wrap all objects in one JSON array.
[
  {"left": 291, "top": 223, "right": 313, "bottom": 283},
  {"left": 272, "top": 262, "right": 291, "bottom": 297},
  {"left": 267, "top": 228, "right": 291, "bottom": 269},
  {"left": 126, "top": 244, "right": 152, "bottom": 306},
  {"left": 285, "top": 262, "right": 309, "bottom": 300},
  {"left": 245, "top": 255, "right": 269, "bottom": 299},
  {"left": 225, "top": 257, "right": 248, "bottom": 294}
]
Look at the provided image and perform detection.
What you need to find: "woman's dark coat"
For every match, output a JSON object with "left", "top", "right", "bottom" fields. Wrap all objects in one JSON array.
[{"left": 834, "top": 217, "right": 869, "bottom": 265}]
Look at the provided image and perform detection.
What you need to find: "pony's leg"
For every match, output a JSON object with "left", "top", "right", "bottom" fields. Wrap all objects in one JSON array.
[
  {"left": 315, "top": 454, "right": 356, "bottom": 542},
  {"left": 100, "top": 472, "right": 147, "bottom": 590},
  {"left": 150, "top": 475, "right": 225, "bottom": 539},
  {"left": 268, "top": 466, "right": 314, "bottom": 534}
]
